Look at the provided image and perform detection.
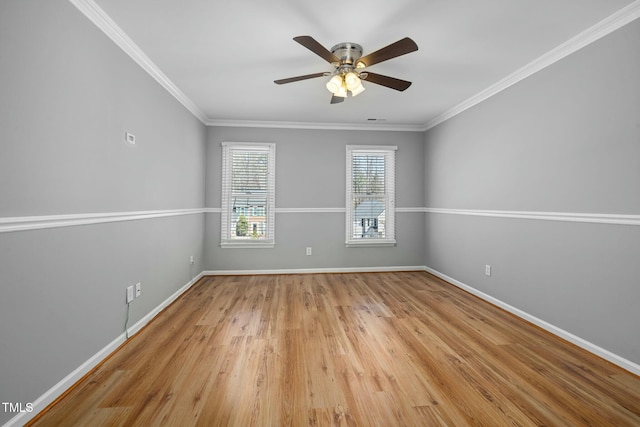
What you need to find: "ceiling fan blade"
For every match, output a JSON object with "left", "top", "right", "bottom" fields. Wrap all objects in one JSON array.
[
  {"left": 274, "top": 72, "right": 326, "bottom": 85},
  {"left": 357, "top": 37, "right": 418, "bottom": 68},
  {"left": 363, "top": 72, "right": 412, "bottom": 91},
  {"left": 330, "top": 95, "right": 345, "bottom": 104},
  {"left": 293, "top": 36, "right": 340, "bottom": 63}
]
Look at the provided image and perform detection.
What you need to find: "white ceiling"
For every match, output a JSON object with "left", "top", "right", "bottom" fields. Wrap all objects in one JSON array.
[{"left": 84, "top": 0, "right": 637, "bottom": 130}]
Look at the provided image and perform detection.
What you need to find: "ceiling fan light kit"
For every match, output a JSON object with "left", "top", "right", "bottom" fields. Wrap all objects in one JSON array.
[
  {"left": 275, "top": 36, "right": 418, "bottom": 104},
  {"left": 325, "top": 73, "right": 364, "bottom": 98}
]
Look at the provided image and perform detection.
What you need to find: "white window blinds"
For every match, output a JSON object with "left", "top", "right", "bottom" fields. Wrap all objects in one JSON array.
[
  {"left": 221, "top": 142, "right": 275, "bottom": 248},
  {"left": 346, "top": 145, "right": 396, "bottom": 247}
]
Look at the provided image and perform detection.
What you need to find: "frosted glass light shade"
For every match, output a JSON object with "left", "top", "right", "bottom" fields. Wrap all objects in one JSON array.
[
  {"left": 345, "top": 72, "right": 360, "bottom": 91},
  {"left": 335, "top": 83, "right": 348, "bottom": 97},
  {"left": 326, "top": 75, "right": 343, "bottom": 94}
]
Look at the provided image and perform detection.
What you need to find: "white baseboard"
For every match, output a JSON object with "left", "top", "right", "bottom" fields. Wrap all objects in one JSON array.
[
  {"left": 2, "top": 334, "right": 127, "bottom": 427},
  {"left": 203, "top": 265, "right": 427, "bottom": 276},
  {"left": 424, "top": 266, "right": 640, "bottom": 377},
  {"left": 3, "top": 272, "right": 205, "bottom": 427}
]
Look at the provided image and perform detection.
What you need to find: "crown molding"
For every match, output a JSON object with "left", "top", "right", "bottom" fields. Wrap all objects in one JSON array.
[
  {"left": 69, "top": 0, "right": 418, "bottom": 131},
  {"left": 423, "top": 0, "right": 640, "bottom": 131},
  {"left": 206, "top": 119, "right": 425, "bottom": 132},
  {"left": 68, "top": 0, "right": 208, "bottom": 124},
  {"left": 70, "top": 0, "right": 639, "bottom": 133}
]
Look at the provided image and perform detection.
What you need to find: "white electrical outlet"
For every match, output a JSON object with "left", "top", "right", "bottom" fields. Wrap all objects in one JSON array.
[
  {"left": 126, "top": 286, "right": 134, "bottom": 303},
  {"left": 306, "top": 247, "right": 312, "bottom": 256},
  {"left": 485, "top": 264, "right": 491, "bottom": 277},
  {"left": 135, "top": 282, "right": 141, "bottom": 298},
  {"left": 190, "top": 255, "right": 195, "bottom": 265}
]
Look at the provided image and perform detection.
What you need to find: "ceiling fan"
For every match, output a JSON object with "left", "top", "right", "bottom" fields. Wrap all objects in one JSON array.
[{"left": 274, "top": 36, "right": 418, "bottom": 104}]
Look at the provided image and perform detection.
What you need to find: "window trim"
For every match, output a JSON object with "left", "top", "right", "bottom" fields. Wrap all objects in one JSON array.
[
  {"left": 220, "top": 142, "right": 276, "bottom": 249},
  {"left": 345, "top": 145, "right": 397, "bottom": 247}
]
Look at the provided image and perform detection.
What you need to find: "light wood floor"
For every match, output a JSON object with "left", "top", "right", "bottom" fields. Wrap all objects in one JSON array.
[{"left": 30, "top": 272, "right": 640, "bottom": 426}]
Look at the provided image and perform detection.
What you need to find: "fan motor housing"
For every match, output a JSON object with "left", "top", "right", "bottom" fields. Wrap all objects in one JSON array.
[{"left": 330, "top": 42, "right": 363, "bottom": 65}]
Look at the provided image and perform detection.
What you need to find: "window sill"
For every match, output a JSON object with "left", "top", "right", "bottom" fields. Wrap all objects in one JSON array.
[
  {"left": 220, "top": 240, "right": 275, "bottom": 249},
  {"left": 345, "top": 239, "right": 397, "bottom": 248}
]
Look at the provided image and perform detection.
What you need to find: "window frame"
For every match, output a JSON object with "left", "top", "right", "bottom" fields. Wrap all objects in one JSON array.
[
  {"left": 345, "top": 145, "right": 397, "bottom": 247},
  {"left": 220, "top": 142, "right": 276, "bottom": 248}
]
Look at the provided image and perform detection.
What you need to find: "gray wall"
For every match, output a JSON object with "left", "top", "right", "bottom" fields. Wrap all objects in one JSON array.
[
  {"left": 0, "top": 1, "right": 206, "bottom": 423},
  {"left": 1, "top": 1, "right": 638, "bottom": 423},
  {"left": 204, "top": 126, "right": 425, "bottom": 270},
  {"left": 424, "top": 20, "right": 640, "bottom": 364}
]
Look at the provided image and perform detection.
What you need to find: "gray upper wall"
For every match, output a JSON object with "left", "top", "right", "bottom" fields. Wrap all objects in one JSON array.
[
  {"left": 0, "top": 0, "right": 206, "bottom": 217},
  {"left": 205, "top": 127, "right": 425, "bottom": 209},
  {"left": 423, "top": 19, "right": 640, "bottom": 365},
  {"left": 0, "top": 1, "right": 206, "bottom": 424},
  {"left": 204, "top": 126, "right": 426, "bottom": 270},
  {"left": 424, "top": 18, "right": 640, "bottom": 214}
]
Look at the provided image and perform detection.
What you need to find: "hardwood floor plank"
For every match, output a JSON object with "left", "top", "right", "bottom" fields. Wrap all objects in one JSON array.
[{"left": 29, "top": 272, "right": 640, "bottom": 426}]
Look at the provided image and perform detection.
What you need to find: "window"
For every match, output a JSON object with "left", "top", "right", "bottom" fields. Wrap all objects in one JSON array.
[
  {"left": 346, "top": 145, "right": 396, "bottom": 247},
  {"left": 221, "top": 142, "right": 275, "bottom": 248}
]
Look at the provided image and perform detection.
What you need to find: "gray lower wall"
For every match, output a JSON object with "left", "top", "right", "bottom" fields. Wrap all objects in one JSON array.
[
  {"left": 0, "top": 216, "right": 204, "bottom": 415},
  {"left": 424, "top": 19, "right": 640, "bottom": 365},
  {"left": 204, "top": 126, "right": 426, "bottom": 270},
  {"left": 0, "top": 1, "right": 206, "bottom": 424}
]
